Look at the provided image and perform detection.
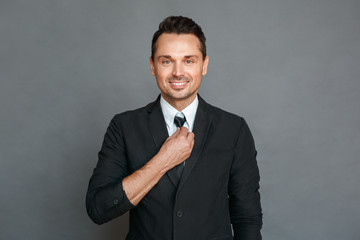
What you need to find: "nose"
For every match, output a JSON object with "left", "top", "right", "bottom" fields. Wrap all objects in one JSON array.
[{"left": 172, "top": 62, "right": 185, "bottom": 77}]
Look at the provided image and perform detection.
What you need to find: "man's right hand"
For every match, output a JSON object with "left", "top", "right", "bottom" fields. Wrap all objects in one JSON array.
[
  {"left": 122, "top": 127, "right": 194, "bottom": 206},
  {"left": 156, "top": 127, "right": 195, "bottom": 170}
]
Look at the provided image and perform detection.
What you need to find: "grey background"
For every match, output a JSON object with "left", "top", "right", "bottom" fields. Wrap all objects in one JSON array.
[{"left": 1, "top": 0, "right": 359, "bottom": 239}]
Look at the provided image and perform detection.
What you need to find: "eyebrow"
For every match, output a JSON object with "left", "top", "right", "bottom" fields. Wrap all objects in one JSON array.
[
  {"left": 157, "top": 55, "right": 171, "bottom": 59},
  {"left": 184, "top": 55, "right": 199, "bottom": 59},
  {"left": 157, "top": 55, "right": 200, "bottom": 60}
]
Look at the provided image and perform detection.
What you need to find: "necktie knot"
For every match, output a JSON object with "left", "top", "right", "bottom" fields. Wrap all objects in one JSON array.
[{"left": 174, "top": 112, "right": 186, "bottom": 128}]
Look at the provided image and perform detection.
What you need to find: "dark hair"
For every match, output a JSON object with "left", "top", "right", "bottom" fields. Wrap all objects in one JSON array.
[{"left": 151, "top": 16, "right": 207, "bottom": 61}]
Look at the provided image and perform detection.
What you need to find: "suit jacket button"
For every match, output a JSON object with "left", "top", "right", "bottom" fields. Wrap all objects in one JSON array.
[
  {"left": 176, "top": 211, "right": 183, "bottom": 218},
  {"left": 113, "top": 199, "right": 119, "bottom": 205}
]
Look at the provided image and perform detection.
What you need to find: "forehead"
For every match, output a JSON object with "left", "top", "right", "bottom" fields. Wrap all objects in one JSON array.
[{"left": 154, "top": 33, "right": 202, "bottom": 57}]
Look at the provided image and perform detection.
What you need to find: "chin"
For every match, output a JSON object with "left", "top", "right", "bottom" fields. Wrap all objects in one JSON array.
[{"left": 170, "top": 92, "right": 196, "bottom": 101}]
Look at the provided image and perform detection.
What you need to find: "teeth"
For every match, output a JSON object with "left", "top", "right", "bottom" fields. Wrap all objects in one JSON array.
[{"left": 172, "top": 82, "right": 186, "bottom": 86}]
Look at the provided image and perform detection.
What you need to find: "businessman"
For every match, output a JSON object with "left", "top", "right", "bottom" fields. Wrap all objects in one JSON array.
[{"left": 86, "top": 16, "right": 262, "bottom": 240}]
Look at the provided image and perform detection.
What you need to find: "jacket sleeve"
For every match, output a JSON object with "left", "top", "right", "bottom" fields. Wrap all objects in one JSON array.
[
  {"left": 229, "top": 118, "right": 263, "bottom": 239},
  {"left": 86, "top": 114, "right": 135, "bottom": 224}
]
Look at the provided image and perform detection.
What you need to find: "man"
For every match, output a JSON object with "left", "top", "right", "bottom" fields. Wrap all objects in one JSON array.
[{"left": 86, "top": 16, "right": 262, "bottom": 239}]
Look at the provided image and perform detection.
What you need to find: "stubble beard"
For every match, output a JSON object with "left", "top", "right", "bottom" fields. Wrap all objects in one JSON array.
[{"left": 164, "top": 76, "right": 195, "bottom": 101}]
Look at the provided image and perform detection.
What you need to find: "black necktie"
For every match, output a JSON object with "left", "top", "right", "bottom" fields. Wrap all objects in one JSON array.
[
  {"left": 174, "top": 113, "right": 186, "bottom": 128},
  {"left": 174, "top": 112, "right": 186, "bottom": 182}
]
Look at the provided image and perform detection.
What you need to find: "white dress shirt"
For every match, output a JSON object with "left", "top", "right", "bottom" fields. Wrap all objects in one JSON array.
[{"left": 160, "top": 95, "right": 199, "bottom": 136}]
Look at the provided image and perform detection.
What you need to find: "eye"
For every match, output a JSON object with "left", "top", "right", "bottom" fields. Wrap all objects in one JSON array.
[
  {"left": 162, "top": 59, "right": 172, "bottom": 65},
  {"left": 185, "top": 59, "right": 194, "bottom": 64}
]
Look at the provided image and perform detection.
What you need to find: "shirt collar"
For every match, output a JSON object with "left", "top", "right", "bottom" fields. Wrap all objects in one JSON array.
[{"left": 160, "top": 95, "right": 199, "bottom": 132}]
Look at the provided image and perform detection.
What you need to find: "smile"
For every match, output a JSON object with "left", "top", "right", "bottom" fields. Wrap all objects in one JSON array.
[{"left": 170, "top": 82, "right": 187, "bottom": 86}]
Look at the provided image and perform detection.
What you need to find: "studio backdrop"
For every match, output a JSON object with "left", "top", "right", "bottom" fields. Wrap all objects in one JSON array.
[{"left": 0, "top": 0, "right": 359, "bottom": 239}]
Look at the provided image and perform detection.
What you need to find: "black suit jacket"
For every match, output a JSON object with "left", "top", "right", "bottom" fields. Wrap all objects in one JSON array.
[{"left": 86, "top": 95, "right": 262, "bottom": 240}]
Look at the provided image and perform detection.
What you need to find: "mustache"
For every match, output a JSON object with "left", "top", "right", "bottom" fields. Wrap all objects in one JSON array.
[{"left": 167, "top": 76, "right": 191, "bottom": 81}]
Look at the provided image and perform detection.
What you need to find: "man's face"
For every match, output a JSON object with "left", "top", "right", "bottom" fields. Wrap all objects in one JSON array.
[{"left": 150, "top": 33, "right": 209, "bottom": 109}]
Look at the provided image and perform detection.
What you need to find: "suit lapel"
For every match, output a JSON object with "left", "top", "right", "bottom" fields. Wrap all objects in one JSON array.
[
  {"left": 147, "top": 95, "right": 214, "bottom": 188},
  {"left": 177, "top": 96, "right": 213, "bottom": 191},
  {"left": 147, "top": 96, "right": 179, "bottom": 186},
  {"left": 147, "top": 96, "right": 168, "bottom": 151}
]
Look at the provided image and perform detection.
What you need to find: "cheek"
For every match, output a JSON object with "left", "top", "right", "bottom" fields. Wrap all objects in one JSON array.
[
  {"left": 156, "top": 72, "right": 170, "bottom": 85},
  {"left": 156, "top": 68, "right": 172, "bottom": 79},
  {"left": 159, "top": 73, "right": 170, "bottom": 81},
  {"left": 190, "top": 69, "right": 203, "bottom": 79}
]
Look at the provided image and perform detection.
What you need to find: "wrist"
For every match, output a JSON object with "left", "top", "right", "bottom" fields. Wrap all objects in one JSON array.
[{"left": 151, "top": 153, "right": 173, "bottom": 174}]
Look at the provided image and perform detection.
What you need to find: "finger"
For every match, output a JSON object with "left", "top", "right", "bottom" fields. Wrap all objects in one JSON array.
[
  {"left": 179, "top": 126, "right": 189, "bottom": 135},
  {"left": 186, "top": 131, "right": 195, "bottom": 140},
  {"left": 169, "top": 127, "right": 180, "bottom": 139},
  {"left": 190, "top": 138, "right": 195, "bottom": 149},
  {"left": 190, "top": 139, "right": 195, "bottom": 151},
  {"left": 174, "top": 127, "right": 181, "bottom": 135}
]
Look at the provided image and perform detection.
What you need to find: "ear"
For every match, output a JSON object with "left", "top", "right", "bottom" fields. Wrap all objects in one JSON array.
[
  {"left": 202, "top": 55, "right": 209, "bottom": 76},
  {"left": 149, "top": 57, "right": 155, "bottom": 76}
]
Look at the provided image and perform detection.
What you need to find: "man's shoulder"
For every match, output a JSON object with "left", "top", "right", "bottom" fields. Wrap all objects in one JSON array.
[
  {"left": 112, "top": 98, "right": 158, "bottom": 120},
  {"left": 118, "top": 102, "right": 153, "bottom": 116},
  {"left": 203, "top": 99, "right": 244, "bottom": 124},
  {"left": 204, "top": 101, "right": 254, "bottom": 142}
]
